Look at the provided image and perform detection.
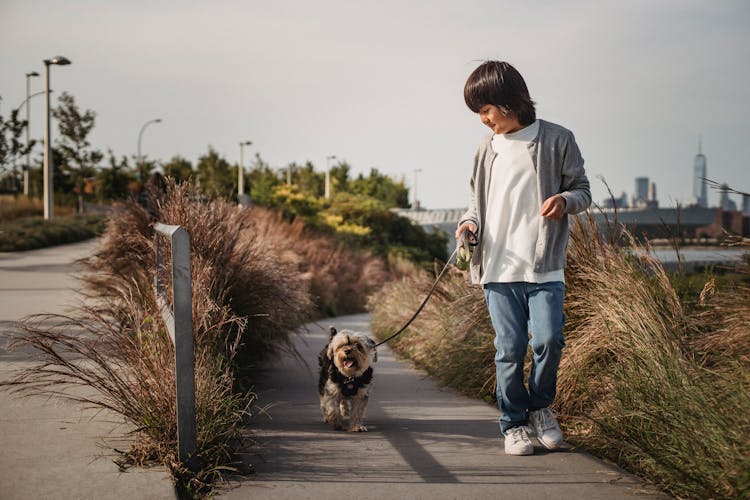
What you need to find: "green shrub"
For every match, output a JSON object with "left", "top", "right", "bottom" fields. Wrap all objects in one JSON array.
[
  {"left": 257, "top": 183, "right": 448, "bottom": 268},
  {"left": 0, "top": 213, "right": 106, "bottom": 251}
]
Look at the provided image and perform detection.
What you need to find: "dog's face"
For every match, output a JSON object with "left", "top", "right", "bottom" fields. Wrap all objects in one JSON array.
[{"left": 327, "top": 331, "right": 375, "bottom": 378}]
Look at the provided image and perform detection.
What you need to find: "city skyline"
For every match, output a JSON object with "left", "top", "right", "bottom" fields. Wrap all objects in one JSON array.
[
  {"left": 1, "top": 1, "right": 748, "bottom": 209},
  {"left": 602, "top": 140, "right": 748, "bottom": 212}
]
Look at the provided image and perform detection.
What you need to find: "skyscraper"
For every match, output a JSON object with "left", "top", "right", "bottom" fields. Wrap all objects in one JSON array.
[
  {"left": 648, "top": 181, "right": 658, "bottom": 207},
  {"left": 633, "top": 176, "right": 649, "bottom": 207},
  {"left": 693, "top": 138, "right": 707, "bottom": 207},
  {"left": 719, "top": 184, "right": 738, "bottom": 211}
]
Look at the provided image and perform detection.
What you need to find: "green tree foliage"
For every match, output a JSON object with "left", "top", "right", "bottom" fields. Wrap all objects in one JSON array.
[
  {"left": 22, "top": 148, "right": 71, "bottom": 200},
  {"left": 96, "top": 149, "right": 133, "bottom": 202},
  {"left": 349, "top": 167, "right": 410, "bottom": 209},
  {"left": 196, "top": 147, "right": 235, "bottom": 197},
  {"left": 53, "top": 92, "right": 103, "bottom": 212},
  {"left": 247, "top": 153, "right": 282, "bottom": 206},
  {"left": 327, "top": 192, "right": 446, "bottom": 262},
  {"left": 294, "top": 161, "right": 324, "bottom": 197},
  {"left": 243, "top": 157, "right": 446, "bottom": 265},
  {"left": 134, "top": 159, "right": 158, "bottom": 185},
  {"left": 162, "top": 155, "right": 194, "bottom": 183},
  {"left": 329, "top": 162, "right": 351, "bottom": 195},
  {"left": 0, "top": 106, "right": 33, "bottom": 193},
  {"left": 270, "top": 183, "right": 323, "bottom": 219}
]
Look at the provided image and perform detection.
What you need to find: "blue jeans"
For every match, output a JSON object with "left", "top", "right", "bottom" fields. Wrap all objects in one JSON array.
[{"left": 483, "top": 281, "right": 566, "bottom": 434}]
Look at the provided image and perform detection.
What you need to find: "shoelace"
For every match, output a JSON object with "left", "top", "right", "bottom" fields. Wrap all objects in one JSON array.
[
  {"left": 508, "top": 426, "right": 530, "bottom": 444},
  {"left": 535, "top": 409, "right": 558, "bottom": 430}
]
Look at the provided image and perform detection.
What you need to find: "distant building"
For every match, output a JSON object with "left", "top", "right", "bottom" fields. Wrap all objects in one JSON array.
[
  {"left": 719, "top": 183, "right": 738, "bottom": 211},
  {"left": 632, "top": 177, "right": 658, "bottom": 208},
  {"left": 647, "top": 182, "right": 658, "bottom": 207},
  {"left": 693, "top": 139, "right": 708, "bottom": 207},
  {"left": 743, "top": 194, "right": 750, "bottom": 216},
  {"left": 601, "top": 191, "right": 629, "bottom": 209},
  {"left": 634, "top": 177, "right": 649, "bottom": 205}
]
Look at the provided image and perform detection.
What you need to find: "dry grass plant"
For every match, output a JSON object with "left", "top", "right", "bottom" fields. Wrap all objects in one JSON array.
[
  {"left": 244, "top": 207, "right": 390, "bottom": 317},
  {"left": 2, "top": 181, "right": 319, "bottom": 496},
  {"left": 369, "top": 213, "right": 749, "bottom": 499},
  {"left": 369, "top": 258, "right": 497, "bottom": 400},
  {"left": 559, "top": 214, "right": 749, "bottom": 498}
]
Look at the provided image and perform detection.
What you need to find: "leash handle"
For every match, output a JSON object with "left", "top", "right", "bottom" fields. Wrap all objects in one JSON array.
[{"left": 455, "top": 227, "right": 478, "bottom": 271}]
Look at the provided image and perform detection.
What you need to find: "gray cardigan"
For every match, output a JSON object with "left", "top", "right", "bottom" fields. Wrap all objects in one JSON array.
[{"left": 459, "top": 119, "right": 591, "bottom": 284}]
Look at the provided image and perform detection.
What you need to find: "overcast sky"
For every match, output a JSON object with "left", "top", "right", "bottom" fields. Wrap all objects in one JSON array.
[{"left": 2, "top": 0, "right": 748, "bottom": 209}]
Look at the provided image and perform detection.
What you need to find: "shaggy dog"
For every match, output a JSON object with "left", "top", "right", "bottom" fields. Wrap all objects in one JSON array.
[{"left": 318, "top": 327, "right": 377, "bottom": 432}]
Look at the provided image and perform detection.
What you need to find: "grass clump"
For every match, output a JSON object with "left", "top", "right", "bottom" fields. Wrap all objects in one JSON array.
[
  {"left": 369, "top": 260, "right": 496, "bottom": 400},
  {"left": 559, "top": 215, "right": 749, "bottom": 498},
  {"left": 245, "top": 207, "right": 389, "bottom": 317},
  {"left": 369, "top": 214, "right": 749, "bottom": 499}
]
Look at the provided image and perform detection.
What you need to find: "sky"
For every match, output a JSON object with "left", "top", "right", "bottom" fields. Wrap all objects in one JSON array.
[{"left": 1, "top": 0, "right": 749, "bottom": 210}]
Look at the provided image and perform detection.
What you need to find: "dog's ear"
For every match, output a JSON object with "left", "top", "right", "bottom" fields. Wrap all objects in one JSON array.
[{"left": 329, "top": 326, "right": 337, "bottom": 340}]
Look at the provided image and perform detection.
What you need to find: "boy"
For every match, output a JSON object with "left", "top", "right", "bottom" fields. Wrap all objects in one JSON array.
[{"left": 456, "top": 61, "right": 591, "bottom": 455}]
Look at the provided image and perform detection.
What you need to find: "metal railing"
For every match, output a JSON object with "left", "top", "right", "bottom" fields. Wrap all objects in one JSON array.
[{"left": 153, "top": 223, "right": 197, "bottom": 468}]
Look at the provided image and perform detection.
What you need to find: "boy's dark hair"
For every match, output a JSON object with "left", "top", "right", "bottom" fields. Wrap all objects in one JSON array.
[{"left": 464, "top": 61, "right": 536, "bottom": 126}]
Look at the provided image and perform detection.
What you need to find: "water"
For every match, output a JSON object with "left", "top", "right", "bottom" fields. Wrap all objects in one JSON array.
[{"left": 650, "top": 247, "right": 747, "bottom": 264}]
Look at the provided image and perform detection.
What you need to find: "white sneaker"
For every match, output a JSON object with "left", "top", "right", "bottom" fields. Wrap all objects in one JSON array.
[
  {"left": 529, "top": 407, "right": 564, "bottom": 450},
  {"left": 504, "top": 425, "right": 534, "bottom": 455}
]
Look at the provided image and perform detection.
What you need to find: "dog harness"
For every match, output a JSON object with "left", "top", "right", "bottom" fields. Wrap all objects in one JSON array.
[{"left": 330, "top": 366, "right": 373, "bottom": 397}]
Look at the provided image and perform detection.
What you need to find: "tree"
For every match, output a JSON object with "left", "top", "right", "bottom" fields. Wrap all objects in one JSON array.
[
  {"left": 247, "top": 153, "right": 282, "bottom": 206},
  {"left": 53, "top": 92, "right": 103, "bottom": 212},
  {"left": 329, "top": 161, "right": 351, "bottom": 195},
  {"left": 0, "top": 106, "right": 33, "bottom": 193},
  {"left": 163, "top": 155, "right": 193, "bottom": 183},
  {"left": 96, "top": 149, "right": 133, "bottom": 202},
  {"left": 291, "top": 161, "right": 324, "bottom": 197},
  {"left": 195, "top": 146, "right": 235, "bottom": 197},
  {"left": 350, "top": 167, "right": 410, "bottom": 208},
  {"left": 134, "top": 159, "right": 158, "bottom": 186}
]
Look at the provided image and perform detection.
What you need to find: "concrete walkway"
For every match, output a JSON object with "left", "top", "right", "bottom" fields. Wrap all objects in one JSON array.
[
  {"left": 220, "top": 315, "right": 663, "bottom": 499},
  {"left": 0, "top": 241, "right": 176, "bottom": 500}
]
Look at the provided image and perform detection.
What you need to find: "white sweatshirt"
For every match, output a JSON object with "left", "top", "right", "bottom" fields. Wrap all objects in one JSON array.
[{"left": 481, "top": 120, "right": 564, "bottom": 284}]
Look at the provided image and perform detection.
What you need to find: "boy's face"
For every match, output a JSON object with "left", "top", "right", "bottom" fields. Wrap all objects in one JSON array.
[{"left": 478, "top": 104, "right": 523, "bottom": 135}]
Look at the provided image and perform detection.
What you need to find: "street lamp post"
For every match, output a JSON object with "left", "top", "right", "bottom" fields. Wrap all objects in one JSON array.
[
  {"left": 325, "top": 155, "right": 336, "bottom": 199},
  {"left": 43, "top": 56, "right": 71, "bottom": 220},
  {"left": 413, "top": 168, "right": 422, "bottom": 210},
  {"left": 238, "top": 140, "right": 252, "bottom": 206},
  {"left": 137, "top": 118, "right": 162, "bottom": 183},
  {"left": 23, "top": 71, "right": 39, "bottom": 196}
]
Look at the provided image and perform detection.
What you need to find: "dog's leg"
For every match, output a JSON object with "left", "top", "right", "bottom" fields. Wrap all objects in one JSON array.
[
  {"left": 347, "top": 392, "right": 369, "bottom": 432},
  {"left": 321, "top": 382, "right": 344, "bottom": 430},
  {"left": 340, "top": 398, "right": 351, "bottom": 418}
]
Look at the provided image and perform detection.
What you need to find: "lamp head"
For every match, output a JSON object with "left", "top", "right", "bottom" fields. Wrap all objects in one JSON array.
[
  {"left": 27, "top": 71, "right": 40, "bottom": 77},
  {"left": 44, "top": 56, "right": 71, "bottom": 66},
  {"left": 240, "top": 140, "right": 252, "bottom": 146}
]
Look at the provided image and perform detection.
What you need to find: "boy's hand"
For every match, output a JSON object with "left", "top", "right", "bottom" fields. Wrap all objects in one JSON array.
[
  {"left": 455, "top": 222, "right": 477, "bottom": 240},
  {"left": 540, "top": 195, "right": 566, "bottom": 220}
]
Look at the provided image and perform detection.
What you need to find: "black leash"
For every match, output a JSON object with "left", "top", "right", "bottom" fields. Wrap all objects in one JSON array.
[{"left": 374, "top": 229, "right": 478, "bottom": 348}]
